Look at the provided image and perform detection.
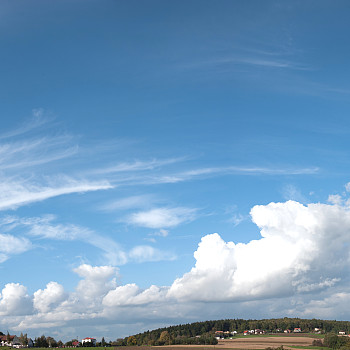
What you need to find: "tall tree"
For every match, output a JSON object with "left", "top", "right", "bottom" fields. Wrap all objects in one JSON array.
[{"left": 159, "top": 331, "right": 170, "bottom": 345}]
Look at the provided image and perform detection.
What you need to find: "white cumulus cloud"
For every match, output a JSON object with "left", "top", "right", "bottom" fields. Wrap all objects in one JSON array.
[
  {"left": 73, "top": 264, "right": 118, "bottom": 301},
  {"left": 103, "top": 284, "right": 166, "bottom": 307},
  {"left": 168, "top": 200, "right": 350, "bottom": 301},
  {"left": 33, "top": 282, "right": 66, "bottom": 313},
  {"left": 0, "top": 283, "right": 33, "bottom": 316}
]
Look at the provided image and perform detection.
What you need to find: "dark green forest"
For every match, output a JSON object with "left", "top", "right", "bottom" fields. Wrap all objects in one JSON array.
[{"left": 116, "top": 318, "right": 350, "bottom": 346}]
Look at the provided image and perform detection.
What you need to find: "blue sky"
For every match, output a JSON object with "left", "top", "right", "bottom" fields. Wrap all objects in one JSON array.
[{"left": 2, "top": 0, "right": 350, "bottom": 342}]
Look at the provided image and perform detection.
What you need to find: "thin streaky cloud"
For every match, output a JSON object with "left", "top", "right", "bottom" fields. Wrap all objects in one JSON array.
[
  {"left": 180, "top": 52, "right": 310, "bottom": 72},
  {"left": 2, "top": 215, "right": 128, "bottom": 266},
  {"left": 99, "top": 194, "right": 157, "bottom": 212},
  {"left": 0, "top": 135, "right": 78, "bottom": 170},
  {"left": 144, "top": 166, "right": 320, "bottom": 184},
  {"left": 0, "top": 110, "right": 51, "bottom": 140},
  {"left": 1, "top": 215, "right": 176, "bottom": 266},
  {"left": 128, "top": 245, "right": 176, "bottom": 263},
  {"left": 92, "top": 157, "right": 188, "bottom": 175},
  {"left": 0, "top": 177, "right": 113, "bottom": 211}
]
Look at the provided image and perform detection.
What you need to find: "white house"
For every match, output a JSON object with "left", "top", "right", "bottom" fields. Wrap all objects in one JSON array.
[{"left": 81, "top": 337, "right": 96, "bottom": 346}]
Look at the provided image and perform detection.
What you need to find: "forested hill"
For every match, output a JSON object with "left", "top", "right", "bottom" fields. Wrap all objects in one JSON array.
[{"left": 118, "top": 318, "right": 350, "bottom": 346}]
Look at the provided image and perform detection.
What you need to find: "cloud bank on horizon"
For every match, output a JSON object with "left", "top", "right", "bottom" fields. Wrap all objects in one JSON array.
[{"left": 3, "top": 194, "right": 350, "bottom": 339}]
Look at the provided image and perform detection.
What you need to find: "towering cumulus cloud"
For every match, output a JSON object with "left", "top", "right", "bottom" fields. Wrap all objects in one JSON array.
[{"left": 168, "top": 201, "right": 350, "bottom": 301}]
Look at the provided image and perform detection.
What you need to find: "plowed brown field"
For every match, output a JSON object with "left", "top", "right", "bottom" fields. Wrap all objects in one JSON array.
[
  {"left": 156, "top": 336, "right": 315, "bottom": 350},
  {"left": 216, "top": 336, "right": 314, "bottom": 349}
]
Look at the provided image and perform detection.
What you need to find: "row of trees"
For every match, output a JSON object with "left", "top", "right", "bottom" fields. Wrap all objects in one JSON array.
[
  {"left": 323, "top": 333, "right": 350, "bottom": 350},
  {"left": 118, "top": 318, "right": 350, "bottom": 346},
  {"left": 115, "top": 331, "right": 218, "bottom": 347},
  {"left": 35, "top": 336, "right": 114, "bottom": 348}
]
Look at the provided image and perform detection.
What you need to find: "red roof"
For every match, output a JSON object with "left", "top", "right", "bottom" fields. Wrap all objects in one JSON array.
[{"left": 0, "top": 335, "right": 15, "bottom": 341}]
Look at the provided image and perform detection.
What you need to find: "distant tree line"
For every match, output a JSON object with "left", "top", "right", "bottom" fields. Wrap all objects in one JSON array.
[
  {"left": 36, "top": 336, "right": 113, "bottom": 348},
  {"left": 5, "top": 317, "right": 350, "bottom": 348},
  {"left": 116, "top": 318, "right": 350, "bottom": 346},
  {"left": 115, "top": 331, "right": 218, "bottom": 347}
]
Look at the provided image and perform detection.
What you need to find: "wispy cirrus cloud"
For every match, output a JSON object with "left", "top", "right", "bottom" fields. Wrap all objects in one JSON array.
[
  {"left": 0, "top": 215, "right": 175, "bottom": 266},
  {"left": 0, "top": 176, "right": 112, "bottom": 211},
  {"left": 0, "top": 109, "right": 51, "bottom": 140},
  {"left": 99, "top": 194, "right": 157, "bottom": 212},
  {"left": 93, "top": 157, "right": 187, "bottom": 175},
  {"left": 0, "top": 116, "right": 113, "bottom": 211},
  {"left": 128, "top": 245, "right": 176, "bottom": 263},
  {"left": 0, "top": 215, "right": 127, "bottom": 265},
  {"left": 127, "top": 207, "right": 198, "bottom": 229},
  {"left": 179, "top": 45, "right": 310, "bottom": 72},
  {"left": 0, "top": 114, "right": 320, "bottom": 214},
  {"left": 0, "top": 233, "right": 32, "bottom": 263},
  {"left": 207, "top": 55, "right": 308, "bottom": 70},
  {"left": 148, "top": 165, "right": 319, "bottom": 184},
  {"left": 0, "top": 135, "right": 78, "bottom": 170}
]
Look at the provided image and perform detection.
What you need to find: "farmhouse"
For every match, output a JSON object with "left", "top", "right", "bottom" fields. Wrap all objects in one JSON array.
[
  {"left": 215, "top": 331, "right": 224, "bottom": 339},
  {"left": 0, "top": 335, "right": 21, "bottom": 348},
  {"left": 81, "top": 337, "right": 96, "bottom": 346}
]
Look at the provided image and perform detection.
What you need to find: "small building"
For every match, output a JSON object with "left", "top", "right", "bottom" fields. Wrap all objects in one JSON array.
[
  {"left": 339, "top": 331, "right": 346, "bottom": 335},
  {"left": 215, "top": 331, "right": 224, "bottom": 339},
  {"left": 81, "top": 337, "right": 96, "bottom": 346},
  {"left": 294, "top": 328, "right": 301, "bottom": 333}
]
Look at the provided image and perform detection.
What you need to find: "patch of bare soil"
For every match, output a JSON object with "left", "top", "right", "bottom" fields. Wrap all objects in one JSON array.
[
  {"left": 155, "top": 336, "right": 315, "bottom": 350},
  {"left": 216, "top": 336, "right": 314, "bottom": 349}
]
